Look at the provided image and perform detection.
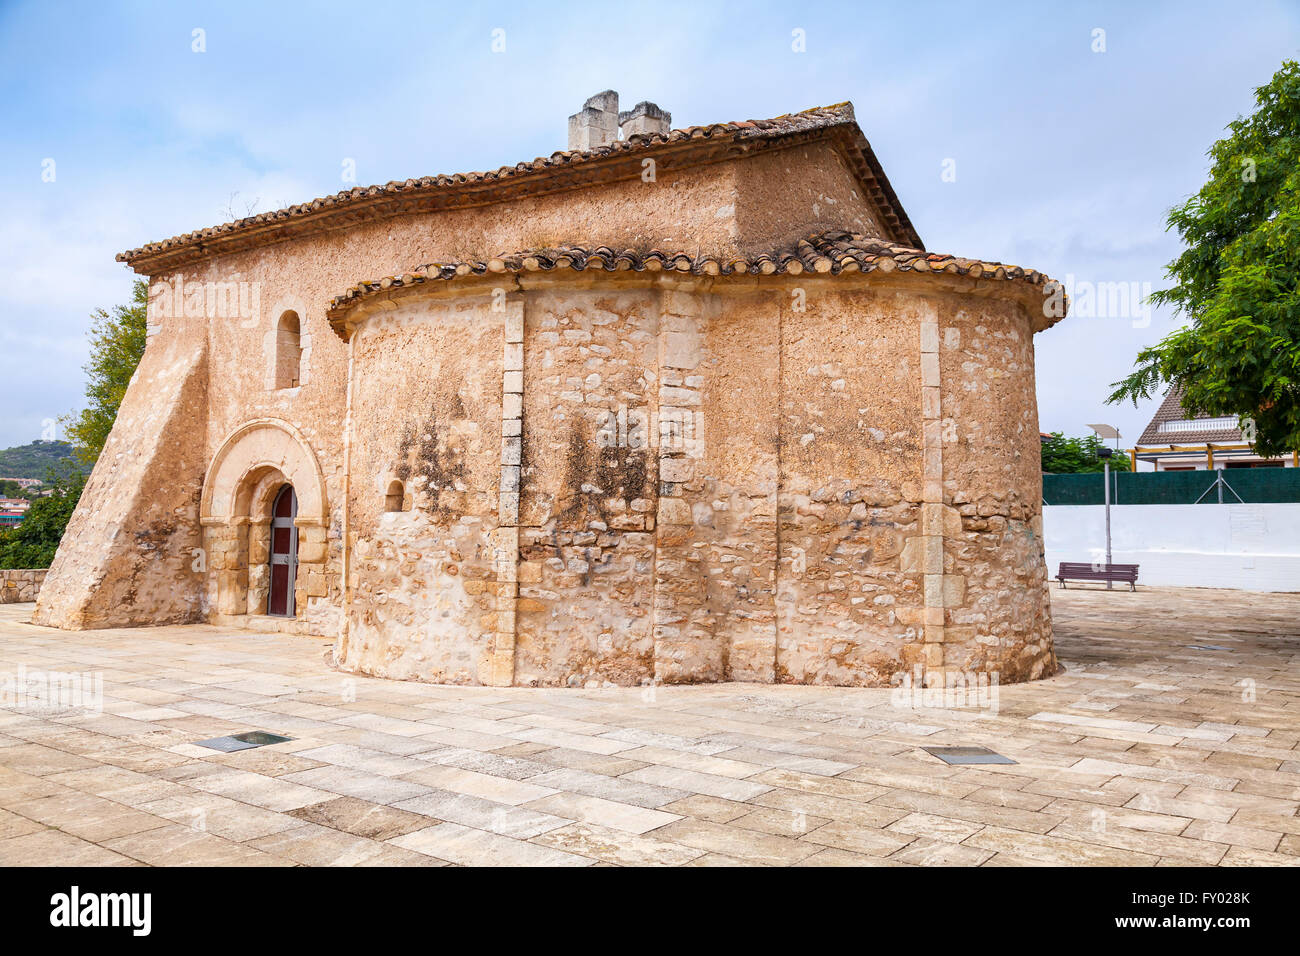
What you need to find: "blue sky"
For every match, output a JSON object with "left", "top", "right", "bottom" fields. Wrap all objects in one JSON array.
[{"left": 2, "top": 0, "right": 1297, "bottom": 454}]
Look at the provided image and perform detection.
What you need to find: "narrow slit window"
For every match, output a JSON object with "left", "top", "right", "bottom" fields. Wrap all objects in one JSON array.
[
  {"left": 385, "top": 480, "right": 406, "bottom": 512},
  {"left": 274, "top": 311, "right": 302, "bottom": 389}
]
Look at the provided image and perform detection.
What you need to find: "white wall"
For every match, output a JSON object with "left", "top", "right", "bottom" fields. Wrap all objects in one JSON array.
[{"left": 1043, "top": 503, "right": 1300, "bottom": 592}]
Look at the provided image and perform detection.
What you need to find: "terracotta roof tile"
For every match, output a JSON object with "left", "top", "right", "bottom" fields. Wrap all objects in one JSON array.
[
  {"left": 115, "top": 103, "right": 922, "bottom": 273},
  {"left": 325, "top": 230, "right": 1059, "bottom": 338},
  {"left": 1136, "top": 386, "right": 1245, "bottom": 445}
]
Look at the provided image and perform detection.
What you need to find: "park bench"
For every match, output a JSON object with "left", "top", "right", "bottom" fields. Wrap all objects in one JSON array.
[{"left": 1056, "top": 561, "right": 1139, "bottom": 591}]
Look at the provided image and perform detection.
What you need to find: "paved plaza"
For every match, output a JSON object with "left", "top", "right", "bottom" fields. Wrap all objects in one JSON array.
[{"left": 0, "top": 586, "right": 1297, "bottom": 866}]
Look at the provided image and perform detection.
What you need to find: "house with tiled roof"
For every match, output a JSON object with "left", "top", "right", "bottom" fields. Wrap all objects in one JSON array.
[
  {"left": 37, "top": 91, "right": 1067, "bottom": 689},
  {"left": 1134, "top": 386, "right": 1297, "bottom": 471}
]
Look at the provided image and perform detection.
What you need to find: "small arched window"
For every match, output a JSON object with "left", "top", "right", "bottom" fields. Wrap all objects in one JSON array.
[
  {"left": 274, "top": 311, "right": 302, "bottom": 389},
  {"left": 385, "top": 480, "right": 406, "bottom": 512}
]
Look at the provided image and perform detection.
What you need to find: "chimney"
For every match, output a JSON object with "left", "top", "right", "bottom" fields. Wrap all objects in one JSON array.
[
  {"left": 619, "top": 101, "right": 671, "bottom": 139},
  {"left": 567, "top": 90, "right": 620, "bottom": 151}
]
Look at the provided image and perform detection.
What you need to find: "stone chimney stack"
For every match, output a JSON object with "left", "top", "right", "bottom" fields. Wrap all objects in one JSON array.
[
  {"left": 619, "top": 101, "right": 671, "bottom": 139},
  {"left": 567, "top": 90, "right": 620, "bottom": 151}
]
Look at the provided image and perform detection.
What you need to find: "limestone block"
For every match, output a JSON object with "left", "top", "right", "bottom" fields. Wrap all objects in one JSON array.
[
  {"left": 899, "top": 536, "right": 920, "bottom": 572},
  {"left": 922, "top": 536, "right": 944, "bottom": 574},
  {"left": 504, "top": 310, "right": 524, "bottom": 343},
  {"left": 502, "top": 437, "right": 522, "bottom": 466},
  {"left": 657, "top": 497, "right": 692, "bottom": 526},
  {"left": 247, "top": 538, "right": 269, "bottom": 565},
  {"left": 488, "top": 649, "right": 515, "bottom": 687},
  {"left": 660, "top": 386, "right": 700, "bottom": 407},
  {"left": 661, "top": 290, "right": 701, "bottom": 318},
  {"left": 504, "top": 343, "right": 523, "bottom": 372},
  {"left": 944, "top": 624, "right": 976, "bottom": 644},
  {"left": 920, "top": 352, "right": 940, "bottom": 388},
  {"left": 298, "top": 530, "right": 327, "bottom": 564},
  {"left": 921, "top": 385, "right": 941, "bottom": 419},
  {"left": 657, "top": 525, "right": 690, "bottom": 546},
  {"left": 663, "top": 331, "right": 703, "bottom": 370},
  {"left": 923, "top": 573, "right": 944, "bottom": 607},
  {"left": 660, "top": 458, "right": 694, "bottom": 483},
  {"left": 920, "top": 321, "right": 940, "bottom": 354},
  {"left": 943, "top": 574, "right": 966, "bottom": 608}
]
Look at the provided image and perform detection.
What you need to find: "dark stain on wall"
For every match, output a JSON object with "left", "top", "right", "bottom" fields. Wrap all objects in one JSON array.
[
  {"left": 395, "top": 403, "right": 469, "bottom": 524},
  {"left": 557, "top": 425, "right": 652, "bottom": 528}
]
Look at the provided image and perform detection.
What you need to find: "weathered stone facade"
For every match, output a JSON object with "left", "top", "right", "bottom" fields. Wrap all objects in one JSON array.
[
  {"left": 0, "top": 569, "right": 46, "bottom": 604},
  {"left": 35, "top": 96, "right": 1064, "bottom": 688}
]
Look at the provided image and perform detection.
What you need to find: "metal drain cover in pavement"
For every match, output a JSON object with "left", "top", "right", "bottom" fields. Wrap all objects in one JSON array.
[
  {"left": 194, "top": 731, "right": 294, "bottom": 752},
  {"left": 924, "top": 746, "right": 1017, "bottom": 765}
]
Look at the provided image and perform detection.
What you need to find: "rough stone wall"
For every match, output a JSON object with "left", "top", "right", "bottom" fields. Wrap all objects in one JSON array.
[
  {"left": 515, "top": 288, "right": 660, "bottom": 687},
  {"left": 335, "top": 275, "right": 1053, "bottom": 689},
  {"left": 936, "top": 293, "right": 1055, "bottom": 681},
  {"left": 338, "top": 298, "right": 503, "bottom": 682},
  {"left": 657, "top": 289, "right": 779, "bottom": 683},
  {"left": 733, "top": 142, "right": 888, "bottom": 255},
  {"left": 774, "top": 286, "right": 926, "bottom": 684},
  {"left": 0, "top": 570, "right": 46, "bottom": 604},
  {"left": 33, "top": 328, "right": 209, "bottom": 629}
]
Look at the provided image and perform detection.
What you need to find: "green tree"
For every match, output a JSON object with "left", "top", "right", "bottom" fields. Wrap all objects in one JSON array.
[
  {"left": 1108, "top": 60, "right": 1300, "bottom": 457},
  {"left": 1041, "top": 433, "right": 1131, "bottom": 474},
  {"left": 0, "top": 464, "right": 86, "bottom": 569},
  {"left": 63, "top": 279, "right": 149, "bottom": 467}
]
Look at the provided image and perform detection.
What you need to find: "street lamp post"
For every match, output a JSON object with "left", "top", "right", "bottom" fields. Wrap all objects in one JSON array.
[
  {"left": 1088, "top": 425, "right": 1122, "bottom": 591},
  {"left": 1098, "top": 447, "right": 1114, "bottom": 589}
]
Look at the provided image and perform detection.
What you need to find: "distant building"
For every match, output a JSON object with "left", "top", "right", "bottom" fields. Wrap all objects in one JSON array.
[
  {"left": 1135, "top": 387, "right": 1297, "bottom": 471},
  {"left": 0, "top": 478, "right": 42, "bottom": 489},
  {"left": 0, "top": 511, "right": 22, "bottom": 529},
  {"left": 0, "top": 498, "right": 30, "bottom": 512}
]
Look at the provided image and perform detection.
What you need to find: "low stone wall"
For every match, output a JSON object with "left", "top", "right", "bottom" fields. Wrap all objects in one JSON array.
[{"left": 0, "top": 569, "right": 47, "bottom": 604}]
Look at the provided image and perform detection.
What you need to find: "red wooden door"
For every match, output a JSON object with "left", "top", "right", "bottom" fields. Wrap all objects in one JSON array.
[{"left": 267, "top": 485, "right": 298, "bottom": 616}]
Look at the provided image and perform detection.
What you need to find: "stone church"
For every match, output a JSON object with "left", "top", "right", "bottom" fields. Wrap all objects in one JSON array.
[{"left": 35, "top": 93, "right": 1066, "bottom": 688}]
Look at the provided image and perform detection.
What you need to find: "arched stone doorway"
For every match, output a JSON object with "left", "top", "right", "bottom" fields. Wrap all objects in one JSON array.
[{"left": 199, "top": 419, "right": 328, "bottom": 622}]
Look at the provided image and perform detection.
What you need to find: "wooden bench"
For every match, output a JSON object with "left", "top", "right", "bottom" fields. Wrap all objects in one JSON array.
[{"left": 1056, "top": 561, "right": 1139, "bottom": 591}]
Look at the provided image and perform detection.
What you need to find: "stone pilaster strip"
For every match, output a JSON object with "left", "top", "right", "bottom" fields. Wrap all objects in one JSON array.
[
  {"left": 918, "top": 311, "right": 945, "bottom": 665},
  {"left": 652, "top": 288, "right": 705, "bottom": 683},
  {"left": 488, "top": 299, "right": 524, "bottom": 686}
]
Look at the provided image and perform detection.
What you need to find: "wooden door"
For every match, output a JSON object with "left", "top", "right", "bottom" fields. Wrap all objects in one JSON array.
[{"left": 268, "top": 485, "right": 298, "bottom": 617}]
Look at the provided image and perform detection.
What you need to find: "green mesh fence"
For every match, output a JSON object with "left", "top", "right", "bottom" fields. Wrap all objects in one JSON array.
[{"left": 1043, "top": 468, "right": 1300, "bottom": 505}]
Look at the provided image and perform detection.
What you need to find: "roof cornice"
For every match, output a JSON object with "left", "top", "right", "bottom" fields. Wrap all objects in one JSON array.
[
  {"left": 325, "top": 230, "right": 1059, "bottom": 341},
  {"left": 116, "top": 103, "right": 923, "bottom": 275}
]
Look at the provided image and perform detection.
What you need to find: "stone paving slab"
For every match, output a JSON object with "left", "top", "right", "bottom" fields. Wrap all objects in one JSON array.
[{"left": 0, "top": 586, "right": 1298, "bottom": 866}]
